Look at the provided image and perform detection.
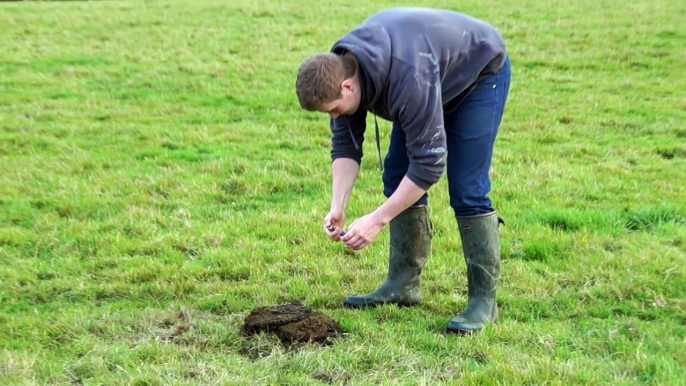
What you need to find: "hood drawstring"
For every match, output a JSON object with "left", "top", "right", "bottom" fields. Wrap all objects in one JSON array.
[
  {"left": 343, "top": 115, "right": 384, "bottom": 171},
  {"left": 343, "top": 116, "right": 360, "bottom": 150},
  {"left": 374, "top": 115, "right": 383, "bottom": 171}
]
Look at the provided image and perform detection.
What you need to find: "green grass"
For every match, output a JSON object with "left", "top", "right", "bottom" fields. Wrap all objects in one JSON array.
[{"left": 1, "top": 0, "right": 685, "bottom": 384}]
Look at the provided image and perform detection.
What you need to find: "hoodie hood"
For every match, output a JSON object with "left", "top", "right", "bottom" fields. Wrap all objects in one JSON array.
[{"left": 331, "top": 23, "right": 391, "bottom": 109}]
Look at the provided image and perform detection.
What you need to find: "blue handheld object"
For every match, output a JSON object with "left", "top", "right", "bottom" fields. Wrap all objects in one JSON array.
[{"left": 339, "top": 231, "right": 346, "bottom": 236}]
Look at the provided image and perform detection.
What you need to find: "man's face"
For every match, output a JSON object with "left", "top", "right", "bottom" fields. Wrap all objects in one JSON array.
[{"left": 316, "top": 79, "right": 360, "bottom": 119}]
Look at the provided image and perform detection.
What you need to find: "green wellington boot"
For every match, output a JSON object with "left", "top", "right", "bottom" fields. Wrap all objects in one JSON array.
[
  {"left": 344, "top": 205, "right": 433, "bottom": 308},
  {"left": 447, "top": 212, "right": 501, "bottom": 334}
]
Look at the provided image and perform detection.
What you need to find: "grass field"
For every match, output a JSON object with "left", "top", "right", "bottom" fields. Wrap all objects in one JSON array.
[{"left": 1, "top": 0, "right": 685, "bottom": 384}]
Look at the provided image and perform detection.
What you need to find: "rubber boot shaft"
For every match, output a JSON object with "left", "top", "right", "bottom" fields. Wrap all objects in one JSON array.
[
  {"left": 447, "top": 212, "right": 501, "bottom": 333},
  {"left": 344, "top": 206, "right": 432, "bottom": 308}
]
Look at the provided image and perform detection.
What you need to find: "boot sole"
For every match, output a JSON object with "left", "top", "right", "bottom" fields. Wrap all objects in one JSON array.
[
  {"left": 445, "top": 317, "right": 497, "bottom": 335},
  {"left": 445, "top": 326, "right": 480, "bottom": 335},
  {"left": 343, "top": 300, "right": 420, "bottom": 309}
]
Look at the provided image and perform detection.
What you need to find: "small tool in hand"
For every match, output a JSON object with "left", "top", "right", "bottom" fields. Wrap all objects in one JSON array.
[{"left": 327, "top": 224, "right": 345, "bottom": 237}]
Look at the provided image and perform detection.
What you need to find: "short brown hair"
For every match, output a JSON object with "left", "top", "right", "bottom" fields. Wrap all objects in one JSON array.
[{"left": 296, "top": 53, "right": 356, "bottom": 111}]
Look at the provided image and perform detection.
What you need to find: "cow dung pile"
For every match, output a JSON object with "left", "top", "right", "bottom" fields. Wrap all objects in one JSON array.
[{"left": 240, "top": 304, "right": 344, "bottom": 345}]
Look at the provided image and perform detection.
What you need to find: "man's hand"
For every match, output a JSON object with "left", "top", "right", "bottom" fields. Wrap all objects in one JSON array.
[
  {"left": 341, "top": 213, "right": 386, "bottom": 250},
  {"left": 324, "top": 210, "right": 346, "bottom": 241}
]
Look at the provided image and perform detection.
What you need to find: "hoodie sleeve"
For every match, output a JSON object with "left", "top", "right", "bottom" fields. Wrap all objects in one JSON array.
[
  {"left": 388, "top": 66, "right": 446, "bottom": 190},
  {"left": 330, "top": 108, "right": 367, "bottom": 164}
]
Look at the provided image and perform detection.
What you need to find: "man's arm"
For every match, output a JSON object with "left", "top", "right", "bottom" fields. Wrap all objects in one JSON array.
[
  {"left": 325, "top": 108, "right": 367, "bottom": 240},
  {"left": 331, "top": 157, "right": 359, "bottom": 213},
  {"left": 372, "top": 64, "right": 445, "bottom": 224},
  {"left": 323, "top": 157, "right": 359, "bottom": 241},
  {"left": 341, "top": 63, "right": 445, "bottom": 249}
]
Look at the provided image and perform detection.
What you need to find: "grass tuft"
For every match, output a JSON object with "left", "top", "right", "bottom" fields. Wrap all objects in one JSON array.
[{"left": 622, "top": 205, "right": 684, "bottom": 231}]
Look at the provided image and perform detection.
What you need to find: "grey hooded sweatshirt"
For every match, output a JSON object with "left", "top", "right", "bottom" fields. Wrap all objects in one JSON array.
[{"left": 330, "top": 7, "right": 506, "bottom": 190}]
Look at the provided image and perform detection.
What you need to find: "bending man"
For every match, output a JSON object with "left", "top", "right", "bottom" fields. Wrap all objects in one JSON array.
[{"left": 295, "top": 7, "right": 511, "bottom": 334}]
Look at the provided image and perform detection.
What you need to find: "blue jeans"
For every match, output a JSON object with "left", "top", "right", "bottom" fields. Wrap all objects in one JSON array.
[{"left": 383, "top": 57, "right": 511, "bottom": 217}]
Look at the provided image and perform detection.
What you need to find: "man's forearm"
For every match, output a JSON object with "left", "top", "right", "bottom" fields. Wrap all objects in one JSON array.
[
  {"left": 331, "top": 158, "right": 360, "bottom": 212},
  {"left": 372, "top": 176, "right": 427, "bottom": 225}
]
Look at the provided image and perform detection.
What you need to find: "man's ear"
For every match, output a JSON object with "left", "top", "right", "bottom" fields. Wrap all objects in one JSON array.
[{"left": 341, "top": 79, "right": 354, "bottom": 92}]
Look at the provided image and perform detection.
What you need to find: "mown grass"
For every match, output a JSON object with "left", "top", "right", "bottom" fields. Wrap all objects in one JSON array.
[{"left": 1, "top": 0, "right": 685, "bottom": 384}]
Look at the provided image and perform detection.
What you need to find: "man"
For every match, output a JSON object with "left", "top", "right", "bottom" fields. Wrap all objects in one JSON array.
[{"left": 295, "top": 7, "right": 510, "bottom": 334}]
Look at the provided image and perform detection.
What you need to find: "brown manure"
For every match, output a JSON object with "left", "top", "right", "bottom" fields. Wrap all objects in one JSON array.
[{"left": 240, "top": 304, "right": 344, "bottom": 345}]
